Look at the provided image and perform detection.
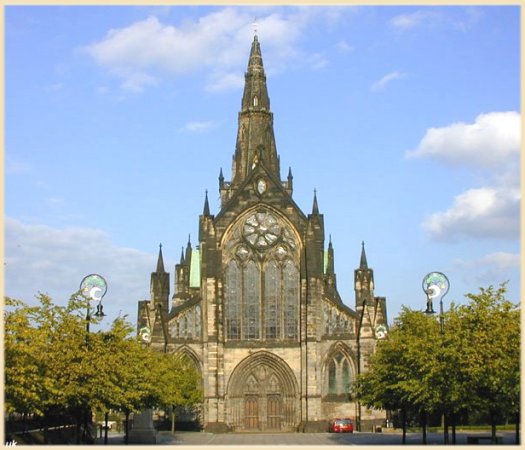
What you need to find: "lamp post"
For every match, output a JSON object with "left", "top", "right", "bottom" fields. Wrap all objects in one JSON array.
[
  {"left": 422, "top": 272, "right": 449, "bottom": 445},
  {"left": 79, "top": 274, "right": 108, "bottom": 444},
  {"left": 80, "top": 274, "right": 107, "bottom": 333}
]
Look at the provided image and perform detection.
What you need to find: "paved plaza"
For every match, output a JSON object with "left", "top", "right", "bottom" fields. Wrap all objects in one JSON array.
[{"left": 96, "top": 430, "right": 518, "bottom": 446}]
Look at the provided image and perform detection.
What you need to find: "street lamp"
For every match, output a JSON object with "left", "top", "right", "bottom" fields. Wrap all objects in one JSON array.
[
  {"left": 80, "top": 274, "right": 107, "bottom": 333},
  {"left": 422, "top": 272, "right": 450, "bottom": 444},
  {"left": 79, "top": 274, "right": 108, "bottom": 444},
  {"left": 422, "top": 272, "right": 449, "bottom": 333}
]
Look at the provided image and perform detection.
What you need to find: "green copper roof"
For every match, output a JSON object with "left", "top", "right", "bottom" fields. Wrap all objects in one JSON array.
[{"left": 189, "top": 248, "right": 200, "bottom": 288}]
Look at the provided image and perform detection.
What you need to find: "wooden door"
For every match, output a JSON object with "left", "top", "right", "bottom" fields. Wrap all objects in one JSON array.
[
  {"left": 266, "top": 394, "right": 281, "bottom": 430},
  {"left": 244, "top": 395, "right": 259, "bottom": 430}
]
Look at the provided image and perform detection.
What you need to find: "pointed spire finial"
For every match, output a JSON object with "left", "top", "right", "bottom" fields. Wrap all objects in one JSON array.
[
  {"left": 252, "top": 18, "right": 258, "bottom": 38},
  {"left": 312, "top": 189, "right": 319, "bottom": 214},
  {"left": 180, "top": 247, "right": 185, "bottom": 264},
  {"left": 360, "top": 241, "right": 368, "bottom": 269},
  {"left": 203, "top": 189, "right": 210, "bottom": 215},
  {"left": 326, "top": 234, "right": 335, "bottom": 277},
  {"left": 184, "top": 236, "right": 192, "bottom": 265},
  {"left": 156, "top": 243, "right": 165, "bottom": 273}
]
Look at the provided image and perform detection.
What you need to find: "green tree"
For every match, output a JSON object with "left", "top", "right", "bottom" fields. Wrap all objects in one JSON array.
[
  {"left": 449, "top": 284, "right": 520, "bottom": 443},
  {"left": 154, "top": 353, "right": 203, "bottom": 432},
  {"left": 4, "top": 297, "right": 51, "bottom": 416},
  {"left": 4, "top": 293, "right": 168, "bottom": 443},
  {"left": 357, "top": 308, "right": 442, "bottom": 443},
  {"left": 356, "top": 283, "right": 520, "bottom": 445}
]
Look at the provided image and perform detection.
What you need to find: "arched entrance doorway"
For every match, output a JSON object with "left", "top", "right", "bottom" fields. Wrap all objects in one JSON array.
[{"left": 226, "top": 351, "right": 299, "bottom": 431}]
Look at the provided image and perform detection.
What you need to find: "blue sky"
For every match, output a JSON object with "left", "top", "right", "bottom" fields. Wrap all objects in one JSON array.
[{"left": 5, "top": 5, "right": 521, "bottom": 328}]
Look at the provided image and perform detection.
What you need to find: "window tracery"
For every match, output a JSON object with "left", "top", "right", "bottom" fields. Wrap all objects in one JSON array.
[
  {"left": 322, "top": 302, "right": 353, "bottom": 335},
  {"left": 223, "top": 209, "right": 299, "bottom": 341},
  {"left": 324, "top": 351, "right": 354, "bottom": 400},
  {"left": 169, "top": 303, "right": 202, "bottom": 339}
]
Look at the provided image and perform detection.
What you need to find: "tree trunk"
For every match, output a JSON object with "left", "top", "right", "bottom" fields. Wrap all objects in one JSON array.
[
  {"left": 171, "top": 407, "right": 176, "bottom": 433},
  {"left": 104, "top": 411, "right": 109, "bottom": 445},
  {"left": 402, "top": 409, "right": 407, "bottom": 445},
  {"left": 451, "top": 412, "right": 457, "bottom": 445},
  {"left": 514, "top": 411, "right": 520, "bottom": 445},
  {"left": 124, "top": 410, "right": 130, "bottom": 445},
  {"left": 76, "top": 410, "right": 82, "bottom": 445},
  {"left": 421, "top": 411, "right": 427, "bottom": 445},
  {"left": 443, "top": 413, "right": 449, "bottom": 445},
  {"left": 490, "top": 410, "right": 497, "bottom": 445}
]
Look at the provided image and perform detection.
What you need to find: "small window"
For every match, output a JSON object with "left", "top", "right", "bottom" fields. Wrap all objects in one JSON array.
[{"left": 253, "top": 96, "right": 258, "bottom": 106}]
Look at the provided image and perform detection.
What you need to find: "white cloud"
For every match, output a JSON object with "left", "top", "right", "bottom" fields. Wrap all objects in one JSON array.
[
  {"left": 82, "top": 7, "right": 336, "bottom": 93},
  {"left": 4, "top": 218, "right": 161, "bottom": 324},
  {"left": 120, "top": 72, "right": 158, "bottom": 93},
  {"left": 454, "top": 252, "right": 520, "bottom": 285},
  {"left": 180, "top": 121, "right": 215, "bottom": 133},
  {"left": 408, "top": 111, "right": 521, "bottom": 242},
  {"left": 423, "top": 186, "right": 520, "bottom": 241},
  {"left": 390, "top": 10, "right": 441, "bottom": 30},
  {"left": 371, "top": 70, "right": 406, "bottom": 92},
  {"left": 406, "top": 111, "right": 521, "bottom": 168},
  {"left": 206, "top": 72, "right": 244, "bottom": 93}
]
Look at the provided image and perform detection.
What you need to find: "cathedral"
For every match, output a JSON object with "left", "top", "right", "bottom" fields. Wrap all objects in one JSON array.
[{"left": 137, "top": 35, "right": 388, "bottom": 433}]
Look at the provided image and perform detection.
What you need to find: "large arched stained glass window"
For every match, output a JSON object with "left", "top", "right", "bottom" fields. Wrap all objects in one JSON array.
[
  {"left": 222, "top": 209, "right": 300, "bottom": 342},
  {"left": 225, "top": 260, "right": 241, "bottom": 340}
]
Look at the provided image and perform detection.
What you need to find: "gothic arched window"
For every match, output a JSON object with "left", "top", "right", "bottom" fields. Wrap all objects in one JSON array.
[
  {"left": 223, "top": 209, "right": 299, "bottom": 342},
  {"left": 324, "top": 351, "right": 354, "bottom": 400}
]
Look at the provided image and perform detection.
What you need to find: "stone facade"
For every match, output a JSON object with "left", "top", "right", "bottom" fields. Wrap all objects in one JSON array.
[{"left": 137, "top": 36, "right": 388, "bottom": 433}]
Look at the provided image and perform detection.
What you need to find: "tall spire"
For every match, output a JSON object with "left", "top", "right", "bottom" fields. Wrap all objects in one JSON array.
[
  {"left": 156, "top": 243, "right": 166, "bottom": 273},
  {"left": 185, "top": 235, "right": 192, "bottom": 265},
  {"left": 326, "top": 235, "right": 335, "bottom": 275},
  {"left": 203, "top": 189, "right": 210, "bottom": 215},
  {"left": 312, "top": 189, "right": 319, "bottom": 215},
  {"left": 360, "top": 241, "right": 368, "bottom": 269},
  {"left": 232, "top": 35, "right": 280, "bottom": 185}
]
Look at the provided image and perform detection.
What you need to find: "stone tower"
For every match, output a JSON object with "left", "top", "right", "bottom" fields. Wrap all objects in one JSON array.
[{"left": 138, "top": 35, "right": 388, "bottom": 432}]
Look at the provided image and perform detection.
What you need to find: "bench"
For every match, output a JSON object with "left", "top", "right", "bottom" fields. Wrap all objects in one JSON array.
[{"left": 466, "top": 435, "right": 503, "bottom": 445}]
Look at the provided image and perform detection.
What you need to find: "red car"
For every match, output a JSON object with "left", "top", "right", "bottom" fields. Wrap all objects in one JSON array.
[{"left": 328, "top": 418, "right": 354, "bottom": 433}]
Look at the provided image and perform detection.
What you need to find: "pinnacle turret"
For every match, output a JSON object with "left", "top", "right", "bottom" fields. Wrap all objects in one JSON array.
[
  {"left": 156, "top": 243, "right": 166, "bottom": 273},
  {"left": 360, "top": 241, "right": 368, "bottom": 269},
  {"left": 326, "top": 235, "right": 335, "bottom": 275},
  {"left": 312, "top": 190, "right": 319, "bottom": 215},
  {"left": 203, "top": 190, "right": 210, "bottom": 216}
]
